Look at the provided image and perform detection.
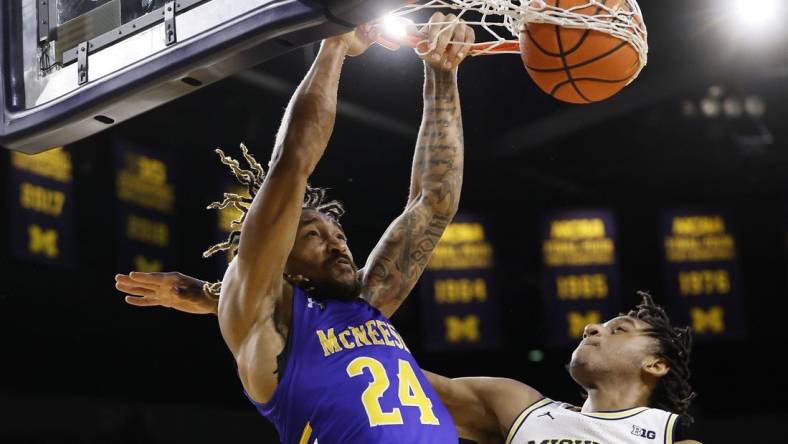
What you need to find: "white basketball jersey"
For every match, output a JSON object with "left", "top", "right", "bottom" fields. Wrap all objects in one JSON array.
[{"left": 506, "top": 398, "right": 680, "bottom": 444}]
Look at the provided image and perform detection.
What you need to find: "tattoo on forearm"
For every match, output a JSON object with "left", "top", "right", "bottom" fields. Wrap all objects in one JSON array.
[
  {"left": 412, "top": 71, "right": 464, "bottom": 214},
  {"left": 364, "top": 69, "right": 464, "bottom": 308}
]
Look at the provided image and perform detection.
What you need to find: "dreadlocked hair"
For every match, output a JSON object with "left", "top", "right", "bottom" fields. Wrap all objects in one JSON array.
[
  {"left": 201, "top": 143, "right": 345, "bottom": 298},
  {"left": 627, "top": 291, "right": 697, "bottom": 427}
]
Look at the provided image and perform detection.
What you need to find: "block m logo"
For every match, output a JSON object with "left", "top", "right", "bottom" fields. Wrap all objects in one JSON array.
[
  {"left": 445, "top": 315, "right": 480, "bottom": 343},
  {"left": 567, "top": 310, "right": 602, "bottom": 339},
  {"left": 134, "top": 255, "right": 162, "bottom": 272},
  {"left": 28, "top": 225, "right": 59, "bottom": 258},
  {"left": 690, "top": 306, "right": 725, "bottom": 334}
]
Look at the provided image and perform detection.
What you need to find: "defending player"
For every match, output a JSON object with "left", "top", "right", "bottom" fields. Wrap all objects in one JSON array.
[
  {"left": 423, "top": 293, "right": 702, "bottom": 444},
  {"left": 116, "top": 13, "right": 475, "bottom": 444}
]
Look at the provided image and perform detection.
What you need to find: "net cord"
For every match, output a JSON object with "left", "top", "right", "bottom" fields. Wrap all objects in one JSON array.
[{"left": 384, "top": 0, "right": 648, "bottom": 82}]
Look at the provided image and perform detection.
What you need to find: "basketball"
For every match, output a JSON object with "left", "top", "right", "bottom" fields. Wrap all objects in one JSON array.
[{"left": 519, "top": 0, "right": 643, "bottom": 104}]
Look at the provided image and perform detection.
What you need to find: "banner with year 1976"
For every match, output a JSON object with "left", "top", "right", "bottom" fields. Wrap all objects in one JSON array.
[{"left": 660, "top": 209, "right": 745, "bottom": 341}]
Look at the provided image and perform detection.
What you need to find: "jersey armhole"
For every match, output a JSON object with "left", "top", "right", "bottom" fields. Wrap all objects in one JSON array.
[
  {"left": 244, "top": 285, "right": 302, "bottom": 411},
  {"left": 664, "top": 413, "right": 680, "bottom": 444},
  {"left": 504, "top": 398, "right": 552, "bottom": 444}
]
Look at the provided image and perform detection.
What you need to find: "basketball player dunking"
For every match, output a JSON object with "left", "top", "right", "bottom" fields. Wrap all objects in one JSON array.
[
  {"left": 115, "top": 14, "right": 702, "bottom": 444},
  {"left": 116, "top": 13, "right": 475, "bottom": 444}
]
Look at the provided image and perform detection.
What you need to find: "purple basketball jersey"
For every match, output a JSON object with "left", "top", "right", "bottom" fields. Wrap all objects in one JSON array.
[{"left": 246, "top": 286, "right": 458, "bottom": 443}]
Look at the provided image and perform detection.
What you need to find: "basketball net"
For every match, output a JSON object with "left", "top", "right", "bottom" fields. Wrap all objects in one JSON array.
[{"left": 380, "top": 0, "right": 648, "bottom": 82}]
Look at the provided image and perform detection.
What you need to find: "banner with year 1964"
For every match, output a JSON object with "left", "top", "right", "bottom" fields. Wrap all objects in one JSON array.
[{"left": 420, "top": 215, "right": 501, "bottom": 351}]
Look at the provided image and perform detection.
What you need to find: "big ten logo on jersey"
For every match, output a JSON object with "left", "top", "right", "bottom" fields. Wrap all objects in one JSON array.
[{"left": 631, "top": 425, "right": 657, "bottom": 440}]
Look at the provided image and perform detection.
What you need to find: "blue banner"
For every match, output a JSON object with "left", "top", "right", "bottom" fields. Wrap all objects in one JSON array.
[
  {"left": 420, "top": 215, "right": 501, "bottom": 351},
  {"left": 115, "top": 141, "right": 177, "bottom": 273},
  {"left": 541, "top": 209, "right": 622, "bottom": 346},
  {"left": 660, "top": 209, "right": 745, "bottom": 341},
  {"left": 7, "top": 148, "right": 75, "bottom": 268}
]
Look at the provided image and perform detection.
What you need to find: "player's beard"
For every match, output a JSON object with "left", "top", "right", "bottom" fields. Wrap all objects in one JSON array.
[{"left": 309, "top": 275, "right": 363, "bottom": 302}]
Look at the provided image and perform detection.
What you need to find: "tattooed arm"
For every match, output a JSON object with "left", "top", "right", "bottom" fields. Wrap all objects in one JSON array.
[{"left": 360, "top": 13, "right": 474, "bottom": 318}]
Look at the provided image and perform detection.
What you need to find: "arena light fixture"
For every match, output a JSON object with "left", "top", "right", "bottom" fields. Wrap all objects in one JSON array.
[
  {"left": 381, "top": 14, "right": 411, "bottom": 41},
  {"left": 733, "top": 0, "right": 780, "bottom": 30}
]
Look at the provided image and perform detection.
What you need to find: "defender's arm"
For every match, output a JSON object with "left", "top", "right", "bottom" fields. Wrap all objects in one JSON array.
[
  {"left": 361, "top": 14, "right": 472, "bottom": 318},
  {"left": 423, "top": 370, "right": 542, "bottom": 443}
]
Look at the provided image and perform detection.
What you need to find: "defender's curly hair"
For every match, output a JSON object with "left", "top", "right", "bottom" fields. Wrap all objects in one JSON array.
[
  {"left": 628, "top": 291, "right": 697, "bottom": 427},
  {"left": 202, "top": 144, "right": 344, "bottom": 298}
]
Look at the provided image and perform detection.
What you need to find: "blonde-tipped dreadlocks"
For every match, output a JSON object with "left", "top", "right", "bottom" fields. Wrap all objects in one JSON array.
[{"left": 202, "top": 143, "right": 345, "bottom": 298}]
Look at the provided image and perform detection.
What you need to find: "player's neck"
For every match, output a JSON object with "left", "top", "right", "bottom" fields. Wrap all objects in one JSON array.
[{"left": 581, "top": 381, "right": 651, "bottom": 413}]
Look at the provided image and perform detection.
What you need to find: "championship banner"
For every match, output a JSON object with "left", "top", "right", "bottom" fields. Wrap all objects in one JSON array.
[
  {"left": 660, "top": 210, "right": 745, "bottom": 341},
  {"left": 420, "top": 215, "right": 501, "bottom": 351},
  {"left": 7, "top": 147, "right": 74, "bottom": 267},
  {"left": 541, "top": 209, "right": 621, "bottom": 346},
  {"left": 115, "top": 141, "right": 177, "bottom": 273}
]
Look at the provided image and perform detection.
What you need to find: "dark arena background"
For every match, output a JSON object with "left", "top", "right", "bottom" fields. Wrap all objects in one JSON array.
[{"left": 2, "top": 0, "right": 788, "bottom": 442}]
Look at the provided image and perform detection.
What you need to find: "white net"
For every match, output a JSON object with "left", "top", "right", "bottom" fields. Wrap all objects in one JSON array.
[{"left": 385, "top": 0, "right": 648, "bottom": 80}]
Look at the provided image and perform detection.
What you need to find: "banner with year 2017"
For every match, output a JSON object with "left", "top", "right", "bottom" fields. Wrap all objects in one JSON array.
[
  {"left": 115, "top": 141, "right": 177, "bottom": 273},
  {"left": 7, "top": 148, "right": 75, "bottom": 268},
  {"left": 420, "top": 215, "right": 501, "bottom": 351},
  {"left": 541, "top": 209, "right": 622, "bottom": 346},
  {"left": 660, "top": 210, "right": 745, "bottom": 341}
]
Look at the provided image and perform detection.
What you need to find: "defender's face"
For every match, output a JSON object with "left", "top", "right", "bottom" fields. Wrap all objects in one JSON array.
[
  {"left": 569, "top": 316, "right": 660, "bottom": 386},
  {"left": 285, "top": 209, "right": 360, "bottom": 298}
]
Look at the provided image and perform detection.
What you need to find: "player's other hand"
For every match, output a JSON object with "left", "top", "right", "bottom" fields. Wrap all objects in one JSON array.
[
  {"left": 115, "top": 271, "right": 216, "bottom": 315},
  {"left": 420, "top": 12, "right": 475, "bottom": 71},
  {"left": 329, "top": 25, "right": 378, "bottom": 57}
]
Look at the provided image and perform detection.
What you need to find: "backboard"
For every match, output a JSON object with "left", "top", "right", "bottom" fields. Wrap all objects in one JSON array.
[{"left": 0, "top": 0, "right": 404, "bottom": 153}]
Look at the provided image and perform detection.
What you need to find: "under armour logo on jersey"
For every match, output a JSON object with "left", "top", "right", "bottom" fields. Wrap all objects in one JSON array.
[
  {"left": 631, "top": 425, "right": 657, "bottom": 439},
  {"left": 307, "top": 297, "right": 325, "bottom": 310},
  {"left": 537, "top": 411, "right": 555, "bottom": 420}
]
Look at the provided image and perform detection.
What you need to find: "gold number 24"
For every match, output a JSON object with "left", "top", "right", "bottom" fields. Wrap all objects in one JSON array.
[{"left": 346, "top": 357, "right": 440, "bottom": 427}]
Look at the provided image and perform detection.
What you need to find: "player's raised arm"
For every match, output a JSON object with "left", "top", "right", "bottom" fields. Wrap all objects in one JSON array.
[
  {"left": 422, "top": 371, "right": 542, "bottom": 444},
  {"left": 218, "top": 30, "right": 374, "bottom": 402},
  {"left": 361, "top": 13, "right": 473, "bottom": 317}
]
